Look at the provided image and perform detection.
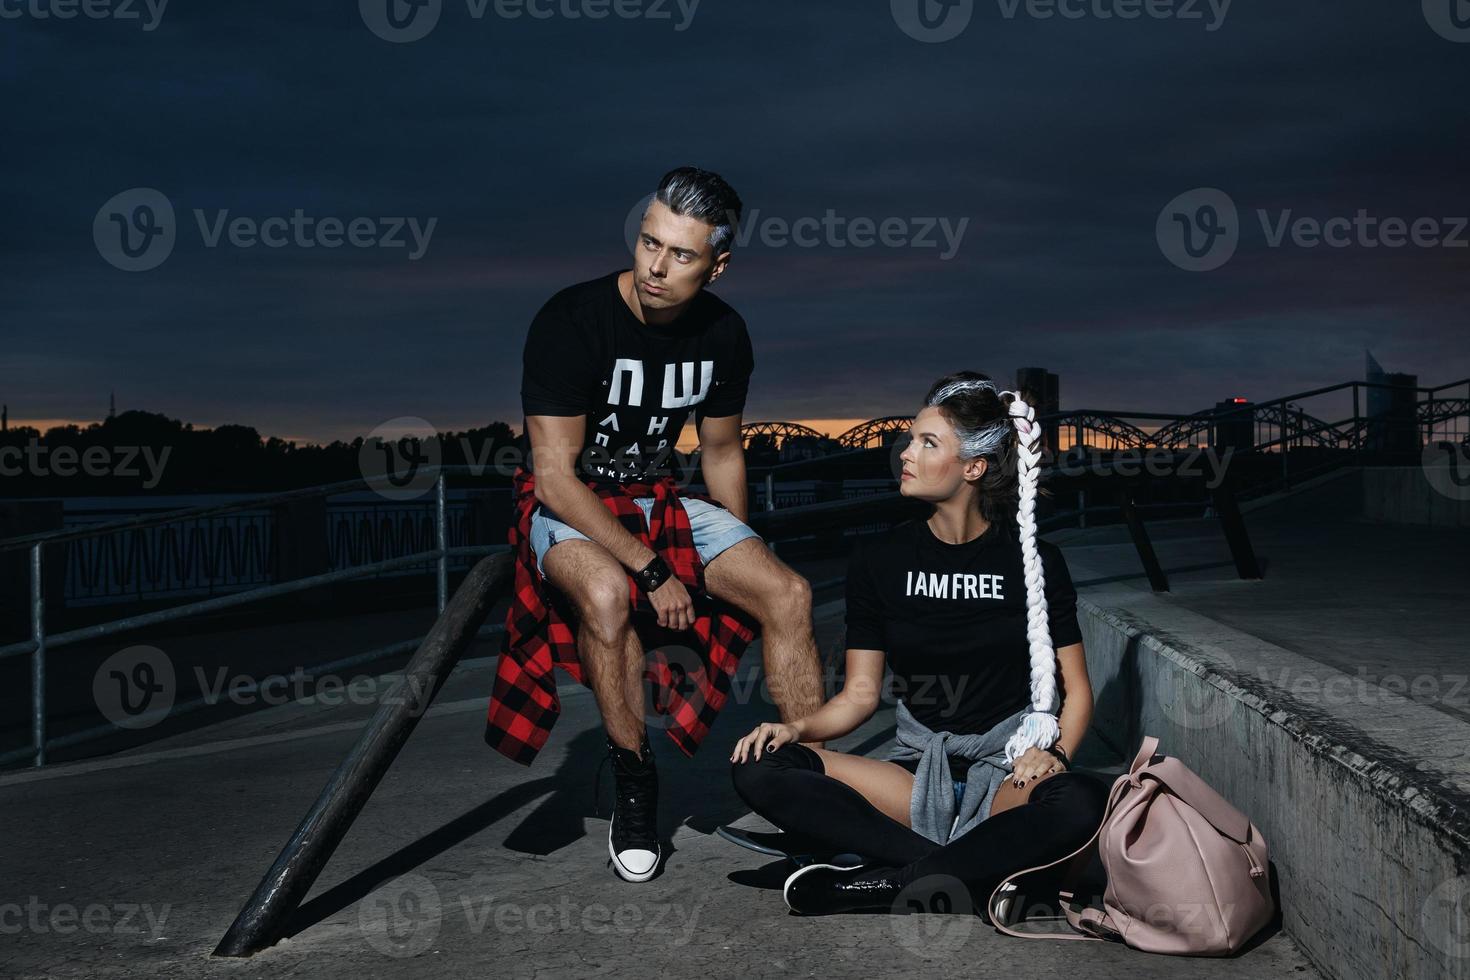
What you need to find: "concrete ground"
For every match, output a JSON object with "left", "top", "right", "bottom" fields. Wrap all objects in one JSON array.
[{"left": 0, "top": 597, "right": 1320, "bottom": 979}]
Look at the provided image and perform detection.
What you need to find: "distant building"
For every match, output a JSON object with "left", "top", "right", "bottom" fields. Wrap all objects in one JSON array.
[
  {"left": 1016, "top": 367, "right": 1060, "bottom": 452},
  {"left": 1364, "top": 350, "right": 1418, "bottom": 453}
]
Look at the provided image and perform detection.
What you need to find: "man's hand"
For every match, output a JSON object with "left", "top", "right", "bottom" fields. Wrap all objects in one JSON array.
[{"left": 647, "top": 575, "right": 695, "bottom": 631}]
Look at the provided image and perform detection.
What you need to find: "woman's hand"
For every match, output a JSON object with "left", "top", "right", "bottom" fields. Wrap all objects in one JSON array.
[
  {"left": 1010, "top": 746, "right": 1065, "bottom": 788},
  {"left": 730, "top": 721, "right": 801, "bottom": 764}
]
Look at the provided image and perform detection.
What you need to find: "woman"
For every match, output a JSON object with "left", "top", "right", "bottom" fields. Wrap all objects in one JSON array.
[{"left": 728, "top": 371, "right": 1108, "bottom": 918}]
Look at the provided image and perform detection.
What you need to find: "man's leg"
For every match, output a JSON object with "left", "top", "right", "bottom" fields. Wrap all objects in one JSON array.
[
  {"left": 702, "top": 536, "right": 826, "bottom": 731},
  {"left": 539, "top": 533, "right": 663, "bottom": 882},
  {"left": 540, "top": 537, "right": 646, "bottom": 749}
]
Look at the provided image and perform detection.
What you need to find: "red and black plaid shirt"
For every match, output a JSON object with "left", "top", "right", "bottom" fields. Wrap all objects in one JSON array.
[{"left": 484, "top": 464, "right": 761, "bottom": 765}]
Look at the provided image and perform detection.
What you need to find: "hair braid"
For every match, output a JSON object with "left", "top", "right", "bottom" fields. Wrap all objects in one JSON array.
[{"left": 998, "top": 389, "right": 1060, "bottom": 764}]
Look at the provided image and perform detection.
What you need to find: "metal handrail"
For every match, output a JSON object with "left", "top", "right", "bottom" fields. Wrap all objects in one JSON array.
[{"left": 7, "top": 471, "right": 490, "bottom": 767}]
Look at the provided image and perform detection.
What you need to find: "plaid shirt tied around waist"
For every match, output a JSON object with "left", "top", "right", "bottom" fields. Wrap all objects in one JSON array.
[{"left": 484, "top": 464, "right": 761, "bottom": 765}]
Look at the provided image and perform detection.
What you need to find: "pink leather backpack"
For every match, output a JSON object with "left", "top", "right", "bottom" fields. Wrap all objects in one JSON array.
[{"left": 988, "top": 735, "right": 1275, "bottom": 955}]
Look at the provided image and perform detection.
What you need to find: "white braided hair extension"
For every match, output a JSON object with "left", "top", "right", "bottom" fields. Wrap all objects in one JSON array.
[{"left": 924, "top": 379, "right": 1060, "bottom": 765}]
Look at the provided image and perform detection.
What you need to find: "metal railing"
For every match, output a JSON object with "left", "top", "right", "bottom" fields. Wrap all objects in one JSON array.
[{"left": 0, "top": 468, "right": 506, "bottom": 768}]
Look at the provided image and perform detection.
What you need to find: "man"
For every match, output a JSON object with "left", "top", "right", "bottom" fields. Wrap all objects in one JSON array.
[{"left": 488, "top": 166, "right": 825, "bottom": 883}]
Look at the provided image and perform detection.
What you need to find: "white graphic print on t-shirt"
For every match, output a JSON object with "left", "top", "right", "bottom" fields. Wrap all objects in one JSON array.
[
  {"left": 904, "top": 570, "right": 1006, "bottom": 600},
  {"left": 589, "top": 357, "right": 715, "bottom": 477}
]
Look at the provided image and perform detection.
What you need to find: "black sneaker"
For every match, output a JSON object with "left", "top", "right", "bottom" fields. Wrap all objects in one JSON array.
[
  {"left": 782, "top": 862, "right": 897, "bottom": 915},
  {"left": 607, "top": 736, "right": 660, "bottom": 882}
]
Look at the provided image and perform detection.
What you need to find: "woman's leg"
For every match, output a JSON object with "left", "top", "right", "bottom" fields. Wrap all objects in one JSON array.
[
  {"left": 730, "top": 744, "right": 940, "bottom": 867},
  {"left": 888, "top": 771, "right": 1109, "bottom": 902}
]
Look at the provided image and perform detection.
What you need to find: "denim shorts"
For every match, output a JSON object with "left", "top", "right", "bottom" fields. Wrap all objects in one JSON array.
[{"left": 528, "top": 496, "right": 762, "bottom": 578}]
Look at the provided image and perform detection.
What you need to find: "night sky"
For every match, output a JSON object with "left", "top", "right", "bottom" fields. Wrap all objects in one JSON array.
[{"left": 4, "top": 0, "right": 1467, "bottom": 446}]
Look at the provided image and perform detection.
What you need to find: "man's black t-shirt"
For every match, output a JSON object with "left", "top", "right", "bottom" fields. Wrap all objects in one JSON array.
[
  {"left": 519, "top": 270, "right": 754, "bottom": 486},
  {"left": 845, "top": 517, "right": 1083, "bottom": 775}
]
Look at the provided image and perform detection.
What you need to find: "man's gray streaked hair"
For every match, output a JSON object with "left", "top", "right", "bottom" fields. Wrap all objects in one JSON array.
[{"left": 652, "top": 166, "right": 744, "bottom": 256}]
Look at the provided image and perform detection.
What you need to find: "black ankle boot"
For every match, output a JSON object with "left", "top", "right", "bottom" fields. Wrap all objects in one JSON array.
[
  {"left": 606, "top": 735, "right": 659, "bottom": 882},
  {"left": 782, "top": 862, "right": 902, "bottom": 915}
]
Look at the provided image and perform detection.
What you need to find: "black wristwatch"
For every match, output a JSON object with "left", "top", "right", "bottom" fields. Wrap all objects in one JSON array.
[
  {"left": 1046, "top": 743, "right": 1071, "bottom": 770},
  {"left": 633, "top": 554, "right": 672, "bottom": 594}
]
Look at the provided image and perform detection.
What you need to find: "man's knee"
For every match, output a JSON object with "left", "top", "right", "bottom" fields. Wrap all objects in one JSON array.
[
  {"left": 760, "top": 567, "right": 812, "bottom": 627},
  {"left": 573, "top": 569, "right": 632, "bottom": 644}
]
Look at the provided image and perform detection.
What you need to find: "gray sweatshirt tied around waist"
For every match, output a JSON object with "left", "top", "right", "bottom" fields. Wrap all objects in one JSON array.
[{"left": 886, "top": 699, "right": 1030, "bottom": 845}]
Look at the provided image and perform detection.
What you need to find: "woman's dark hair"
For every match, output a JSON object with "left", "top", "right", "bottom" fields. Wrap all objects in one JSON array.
[
  {"left": 653, "top": 166, "right": 743, "bottom": 256},
  {"left": 922, "top": 369, "right": 1061, "bottom": 763},
  {"left": 922, "top": 370, "right": 1050, "bottom": 525}
]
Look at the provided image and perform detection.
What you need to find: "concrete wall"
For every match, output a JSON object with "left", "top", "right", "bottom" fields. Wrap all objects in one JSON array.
[
  {"left": 1363, "top": 466, "right": 1470, "bottom": 528},
  {"left": 1078, "top": 596, "right": 1470, "bottom": 980}
]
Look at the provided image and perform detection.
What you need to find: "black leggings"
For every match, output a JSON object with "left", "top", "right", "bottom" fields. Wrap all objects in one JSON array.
[{"left": 731, "top": 744, "right": 1109, "bottom": 903}]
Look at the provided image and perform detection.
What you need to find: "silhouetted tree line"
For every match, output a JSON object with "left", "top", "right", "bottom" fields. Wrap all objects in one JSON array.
[{"left": 0, "top": 410, "right": 519, "bottom": 497}]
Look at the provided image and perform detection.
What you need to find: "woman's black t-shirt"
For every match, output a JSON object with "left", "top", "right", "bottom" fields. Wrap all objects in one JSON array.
[{"left": 844, "top": 517, "right": 1083, "bottom": 756}]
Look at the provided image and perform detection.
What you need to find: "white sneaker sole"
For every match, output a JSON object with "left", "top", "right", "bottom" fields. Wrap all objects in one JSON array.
[
  {"left": 781, "top": 860, "right": 867, "bottom": 913},
  {"left": 608, "top": 824, "right": 659, "bottom": 883}
]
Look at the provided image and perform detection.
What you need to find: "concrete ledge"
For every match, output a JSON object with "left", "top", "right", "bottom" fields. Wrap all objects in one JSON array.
[{"left": 1077, "top": 590, "right": 1470, "bottom": 980}]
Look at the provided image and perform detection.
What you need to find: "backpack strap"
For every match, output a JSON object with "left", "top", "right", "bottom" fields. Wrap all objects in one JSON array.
[{"left": 987, "top": 738, "right": 1157, "bottom": 942}]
